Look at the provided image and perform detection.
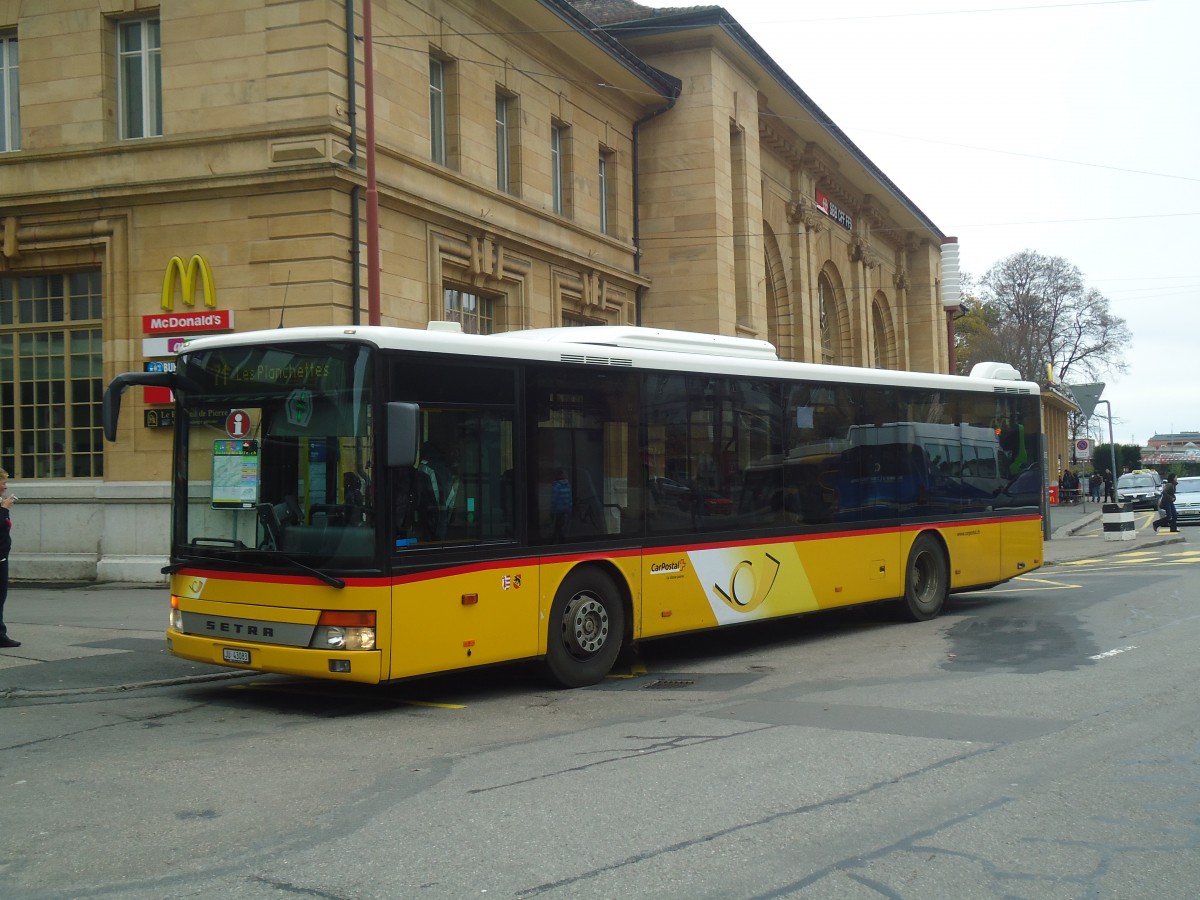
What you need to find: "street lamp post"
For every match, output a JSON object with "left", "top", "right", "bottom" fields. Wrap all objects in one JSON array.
[
  {"left": 1095, "top": 400, "right": 1118, "bottom": 497},
  {"left": 363, "top": 0, "right": 380, "bottom": 326}
]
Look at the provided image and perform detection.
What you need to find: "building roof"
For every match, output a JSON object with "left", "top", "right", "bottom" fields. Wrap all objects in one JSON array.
[
  {"left": 566, "top": 1, "right": 943, "bottom": 238},
  {"left": 1150, "top": 432, "right": 1200, "bottom": 442},
  {"left": 539, "top": 0, "right": 683, "bottom": 98},
  {"left": 569, "top": 1, "right": 720, "bottom": 24}
]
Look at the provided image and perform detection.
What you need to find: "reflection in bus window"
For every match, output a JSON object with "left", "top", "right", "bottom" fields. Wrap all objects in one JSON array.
[
  {"left": 389, "top": 360, "right": 516, "bottom": 550},
  {"left": 526, "top": 366, "right": 639, "bottom": 543}
]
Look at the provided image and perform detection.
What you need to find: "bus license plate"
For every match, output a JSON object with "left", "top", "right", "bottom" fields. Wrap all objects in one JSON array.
[{"left": 223, "top": 648, "right": 251, "bottom": 664}]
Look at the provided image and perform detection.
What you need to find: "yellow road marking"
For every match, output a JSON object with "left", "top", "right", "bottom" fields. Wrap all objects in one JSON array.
[
  {"left": 608, "top": 660, "right": 649, "bottom": 679},
  {"left": 986, "top": 575, "right": 1081, "bottom": 592}
]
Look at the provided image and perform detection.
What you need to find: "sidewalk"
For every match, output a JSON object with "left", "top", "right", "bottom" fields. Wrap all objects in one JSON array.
[
  {"left": 1, "top": 508, "right": 1188, "bottom": 699},
  {"left": 1042, "top": 498, "right": 1187, "bottom": 564},
  {"left": 0, "top": 583, "right": 245, "bottom": 699}
]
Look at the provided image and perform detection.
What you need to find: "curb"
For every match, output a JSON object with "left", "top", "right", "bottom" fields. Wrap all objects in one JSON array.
[
  {"left": 1044, "top": 509, "right": 1187, "bottom": 566},
  {"left": 0, "top": 669, "right": 257, "bottom": 700}
]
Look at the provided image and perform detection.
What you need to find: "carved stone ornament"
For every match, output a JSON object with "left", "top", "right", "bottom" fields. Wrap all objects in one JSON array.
[{"left": 787, "top": 198, "right": 824, "bottom": 232}]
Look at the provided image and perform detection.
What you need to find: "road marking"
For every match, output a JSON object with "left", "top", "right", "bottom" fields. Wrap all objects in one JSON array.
[
  {"left": 987, "top": 575, "right": 1081, "bottom": 592},
  {"left": 1089, "top": 645, "right": 1137, "bottom": 660}
]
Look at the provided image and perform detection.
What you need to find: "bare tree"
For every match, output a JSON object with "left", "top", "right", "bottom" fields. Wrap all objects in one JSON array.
[{"left": 957, "top": 250, "right": 1130, "bottom": 384}]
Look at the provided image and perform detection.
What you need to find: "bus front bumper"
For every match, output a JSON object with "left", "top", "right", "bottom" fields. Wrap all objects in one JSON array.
[{"left": 168, "top": 630, "right": 384, "bottom": 684}]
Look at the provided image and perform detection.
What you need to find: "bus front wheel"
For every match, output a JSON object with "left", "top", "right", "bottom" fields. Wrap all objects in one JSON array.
[
  {"left": 900, "top": 534, "right": 948, "bottom": 621},
  {"left": 545, "top": 569, "right": 625, "bottom": 688}
]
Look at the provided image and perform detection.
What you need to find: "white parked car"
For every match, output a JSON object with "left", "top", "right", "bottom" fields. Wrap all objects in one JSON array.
[
  {"left": 1174, "top": 476, "right": 1200, "bottom": 525},
  {"left": 1116, "top": 472, "right": 1162, "bottom": 509}
]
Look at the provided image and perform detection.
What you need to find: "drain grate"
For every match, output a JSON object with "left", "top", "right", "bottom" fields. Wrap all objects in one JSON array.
[{"left": 641, "top": 679, "right": 695, "bottom": 690}]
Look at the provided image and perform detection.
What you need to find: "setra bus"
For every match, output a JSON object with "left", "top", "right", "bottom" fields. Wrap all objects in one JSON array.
[{"left": 103, "top": 324, "right": 1044, "bottom": 687}]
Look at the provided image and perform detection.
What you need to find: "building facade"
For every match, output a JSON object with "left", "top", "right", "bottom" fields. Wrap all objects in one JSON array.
[{"left": 0, "top": 0, "right": 953, "bottom": 582}]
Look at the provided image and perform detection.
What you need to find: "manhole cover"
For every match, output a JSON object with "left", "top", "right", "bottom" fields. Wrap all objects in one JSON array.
[{"left": 641, "top": 679, "right": 696, "bottom": 690}]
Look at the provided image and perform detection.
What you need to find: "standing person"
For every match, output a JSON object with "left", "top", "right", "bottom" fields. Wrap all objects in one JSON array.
[
  {"left": 1103, "top": 469, "right": 1115, "bottom": 504},
  {"left": 0, "top": 468, "right": 18, "bottom": 649},
  {"left": 1061, "top": 468, "right": 1080, "bottom": 504},
  {"left": 1089, "top": 470, "right": 1102, "bottom": 504},
  {"left": 1153, "top": 474, "right": 1179, "bottom": 534}
]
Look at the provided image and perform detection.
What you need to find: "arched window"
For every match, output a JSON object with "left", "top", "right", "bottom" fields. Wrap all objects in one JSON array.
[
  {"left": 819, "top": 273, "right": 839, "bottom": 365},
  {"left": 872, "top": 296, "right": 894, "bottom": 369},
  {"left": 763, "top": 224, "right": 790, "bottom": 357}
]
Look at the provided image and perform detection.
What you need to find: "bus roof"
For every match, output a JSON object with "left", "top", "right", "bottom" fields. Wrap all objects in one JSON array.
[{"left": 178, "top": 324, "right": 1040, "bottom": 396}]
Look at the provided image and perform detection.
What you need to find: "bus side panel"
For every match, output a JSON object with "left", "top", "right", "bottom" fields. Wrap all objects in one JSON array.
[
  {"left": 639, "top": 531, "right": 904, "bottom": 639},
  {"left": 802, "top": 531, "right": 904, "bottom": 609},
  {"left": 1000, "top": 516, "right": 1044, "bottom": 579},
  {"left": 941, "top": 521, "right": 1002, "bottom": 588},
  {"left": 388, "top": 562, "right": 540, "bottom": 679}
]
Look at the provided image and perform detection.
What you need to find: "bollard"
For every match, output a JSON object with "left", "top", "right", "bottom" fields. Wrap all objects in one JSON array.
[{"left": 1102, "top": 502, "right": 1135, "bottom": 541}]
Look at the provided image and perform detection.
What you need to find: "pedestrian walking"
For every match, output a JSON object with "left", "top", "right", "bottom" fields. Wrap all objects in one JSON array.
[
  {"left": 1153, "top": 473, "right": 1179, "bottom": 534},
  {"left": 0, "top": 467, "right": 19, "bottom": 649}
]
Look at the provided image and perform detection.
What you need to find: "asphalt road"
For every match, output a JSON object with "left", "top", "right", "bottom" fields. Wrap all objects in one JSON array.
[
  {"left": 0, "top": 499, "right": 1185, "bottom": 698},
  {"left": 1, "top": 540, "right": 1198, "bottom": 898}
]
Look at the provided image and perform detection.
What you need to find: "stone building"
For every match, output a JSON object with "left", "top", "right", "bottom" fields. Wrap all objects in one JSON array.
[{"left": 0, "top": 0, "right": 954, "bottom": 581}]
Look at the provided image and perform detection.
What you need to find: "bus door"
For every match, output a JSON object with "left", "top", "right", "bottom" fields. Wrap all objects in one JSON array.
[{"left": 386, "top": 359, "right": 532, "bottom": 677}]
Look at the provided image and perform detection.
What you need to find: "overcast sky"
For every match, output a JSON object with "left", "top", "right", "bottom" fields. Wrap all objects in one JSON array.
[{"left": 648, "top": 0, "right": 1196, "bottom": 445}]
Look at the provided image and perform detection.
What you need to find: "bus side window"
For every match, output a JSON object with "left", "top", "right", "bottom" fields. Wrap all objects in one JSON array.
[{"left": 393, "top": 465, "right": 439, "bottom": 544}]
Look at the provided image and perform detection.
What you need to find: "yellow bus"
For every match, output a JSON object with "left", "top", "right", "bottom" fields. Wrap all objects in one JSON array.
[{"left": 103, "top": 325, "right": 1043, "bottom": 687}]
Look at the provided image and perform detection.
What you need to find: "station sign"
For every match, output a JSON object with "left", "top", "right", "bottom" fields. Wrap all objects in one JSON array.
[{"left": 815, "top": 189, "right": 853, "bottom": 231}]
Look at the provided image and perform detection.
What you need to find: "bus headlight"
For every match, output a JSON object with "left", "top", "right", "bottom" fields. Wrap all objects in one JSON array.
[
  {"left": 311, "top": 625, "right": 376, "bottom": 651},
  {"left": 310, "top": 611, "right": 377, "bottom": 651},
  {"left": 170, "top": 608, "right": 183, "bottom": 631}
]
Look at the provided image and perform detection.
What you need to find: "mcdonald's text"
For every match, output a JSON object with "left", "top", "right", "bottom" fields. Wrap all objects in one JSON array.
[{"left": 143, "top": 310, "right": 234, "bottom": 334}]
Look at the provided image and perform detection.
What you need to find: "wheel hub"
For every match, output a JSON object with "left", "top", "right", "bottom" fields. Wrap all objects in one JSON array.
[{"left": 563, "top": 593, "right": 609, "bottom": 656}]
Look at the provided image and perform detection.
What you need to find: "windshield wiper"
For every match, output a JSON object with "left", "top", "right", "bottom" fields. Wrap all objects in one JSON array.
[
  {"left": 273, "top": 553, "right": 346, "bottom": 589},
  {"left": 163, "top": 550, "right": 346, "bottom": 589}
]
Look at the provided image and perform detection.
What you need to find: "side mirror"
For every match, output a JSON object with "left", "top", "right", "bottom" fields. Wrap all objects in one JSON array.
[
  {"left": 103, "top": 371, "right": 176, "bottom": 441},
  {"left": 386, "top": 402, "right": 419, "bottom": 468}
]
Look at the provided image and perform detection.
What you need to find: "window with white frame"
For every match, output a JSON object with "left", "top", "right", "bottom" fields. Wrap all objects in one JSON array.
[
  {"left": 562, "top": 312, "right": 604, "bottom": 327},
  {"left": 1, "top": 34, "right": 18, "bottom": 152},
  {"left": 117, "top": 17, "right": 161, "bottom": 139},
  {"left": 430, "top": 56, "right": 446, "bottom": 165},
  {"left": 444, "top": 286, "right": 497, "bottom": 335},
  {"left": 598, "top": 151, "right": 610, "bottom": 235},
  {"left": 0, "top": 271, "right": 105, "bottom": 478},
  {"left": 819, "top": 274, "right": 840, "bottom": 366},
  {"left": 496, "top": 91, "right": 511, "bottom": 192},
  {"left": 551, "top": 123, "right": 569, "bottom": 215}
]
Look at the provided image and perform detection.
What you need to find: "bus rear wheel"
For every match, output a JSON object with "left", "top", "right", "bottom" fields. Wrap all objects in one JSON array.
[
  {"left": 900, "top": 534, "right": 947, "bottom": 621},
  {"left": 544, "top": 569, "right": 625, "bottom": 688}
]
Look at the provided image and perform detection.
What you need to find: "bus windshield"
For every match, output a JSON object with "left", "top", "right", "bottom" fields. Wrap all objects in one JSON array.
[{"left": 174, "top": 341, "right": 375, "bottom": 569}]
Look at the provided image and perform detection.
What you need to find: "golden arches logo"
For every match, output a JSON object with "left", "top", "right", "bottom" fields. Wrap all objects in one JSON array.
[{"left": 161, "top": 255, "right": 216, "bottom": 311}]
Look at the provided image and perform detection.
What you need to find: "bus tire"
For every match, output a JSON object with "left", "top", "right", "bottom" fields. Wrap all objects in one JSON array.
[
  {"left": 544, "top": 568, "right": 625, "bottom": 688},
  {"left": 900, "top": 533, "right": 948, "bottom": 621}
]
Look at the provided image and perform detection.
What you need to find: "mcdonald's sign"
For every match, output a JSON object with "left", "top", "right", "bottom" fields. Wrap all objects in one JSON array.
[{"left": 144, "top": 254, "right": 234, "bottom": 334}]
